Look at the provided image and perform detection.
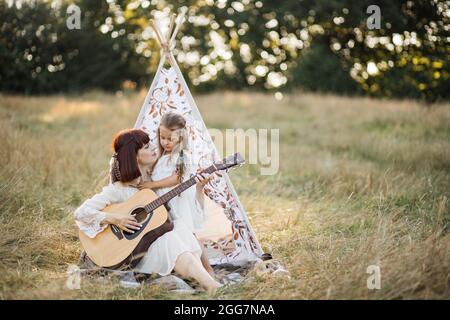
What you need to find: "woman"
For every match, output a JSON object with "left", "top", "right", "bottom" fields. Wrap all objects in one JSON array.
[{"left": 74, "top": 128, "right": 222, "bottom": 294}]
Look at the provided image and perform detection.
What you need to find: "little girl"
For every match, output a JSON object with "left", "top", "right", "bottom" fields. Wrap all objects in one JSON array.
[
  {"left": 136, "top": 112, "right": 216, "bottom": 276},
  {"left": 137, "top": 112, "right": 208, "bottom": 238}
]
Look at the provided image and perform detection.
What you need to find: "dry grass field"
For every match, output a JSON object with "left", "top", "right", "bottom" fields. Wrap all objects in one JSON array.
[{"left": 0, "top": 90, "right": 449, "bottom": 299}]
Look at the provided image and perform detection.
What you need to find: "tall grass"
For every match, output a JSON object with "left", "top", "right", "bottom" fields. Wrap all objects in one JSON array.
[{"left": 0, "top": 91, "right": 449, "bottom": 299}]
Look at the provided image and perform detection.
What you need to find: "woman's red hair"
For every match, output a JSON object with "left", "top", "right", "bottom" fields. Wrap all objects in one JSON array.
[{"left": 111, "top": 129, "right": 150, "bottom": 183}]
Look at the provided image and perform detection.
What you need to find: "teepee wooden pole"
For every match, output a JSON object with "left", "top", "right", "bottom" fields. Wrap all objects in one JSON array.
[
  {"left": 166, "top": 13, "right": 176, "bottom": 44},
  {"left": 170, "top": 7, "right": 187, "bottom": 44},
  {"left": 149, "top": 19, "right": 165, "bottom": 47}
]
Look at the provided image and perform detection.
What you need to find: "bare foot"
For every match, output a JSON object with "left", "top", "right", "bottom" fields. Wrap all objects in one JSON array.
[
  {"left": 205, "top": 265, "right": 215, "bottom": 278},
  {"left": 207, "top": 281, "right": 223, "bottom": 296}
]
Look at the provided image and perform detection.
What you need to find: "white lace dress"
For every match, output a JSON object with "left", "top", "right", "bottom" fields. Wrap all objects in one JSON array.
[
  {"left": 73, "top": 182, "right": 202, "bottom": 276},
  {"left": 151, "top": 152, "right": 207, "bottom": 233}
]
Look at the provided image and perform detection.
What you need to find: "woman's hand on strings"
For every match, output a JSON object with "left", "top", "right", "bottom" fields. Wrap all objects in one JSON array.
[{"left": 104, "top": 214, "right": 141, "bottom": 233}]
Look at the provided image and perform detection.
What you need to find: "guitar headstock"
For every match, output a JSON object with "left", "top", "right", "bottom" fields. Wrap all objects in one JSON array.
[
  {"left": 214, "top": 152, "right": 245, "bottom": 172},
  {"left": 200, "top": 153, "right": 245, "bottom": 175}
]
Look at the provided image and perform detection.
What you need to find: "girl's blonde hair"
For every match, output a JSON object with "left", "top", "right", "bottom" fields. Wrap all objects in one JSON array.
[{"left": 158, "top": 112, "right": 189, "bottom": 182}]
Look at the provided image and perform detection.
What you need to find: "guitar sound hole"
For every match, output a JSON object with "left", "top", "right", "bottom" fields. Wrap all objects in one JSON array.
[
  {"left": 123, "top": 208, "right": 148, "bottom": 238},
  {"left": 131, "top": 207, "right": 148, "bottom": 223},
  {"left": 122, "top": 208, "right": 152, "bottom": 239}
]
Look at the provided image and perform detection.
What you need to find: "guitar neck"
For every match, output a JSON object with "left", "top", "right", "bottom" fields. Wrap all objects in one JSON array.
[{"left": 144, "top": 164, "right": 216, "bottom": 212}]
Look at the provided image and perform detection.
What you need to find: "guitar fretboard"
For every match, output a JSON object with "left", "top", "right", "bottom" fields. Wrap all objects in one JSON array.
[{"left": 143, "top": 164, "right": 216, "bottom": 212}]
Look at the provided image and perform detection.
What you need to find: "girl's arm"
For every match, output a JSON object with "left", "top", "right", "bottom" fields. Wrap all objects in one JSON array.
[
  {"left": 194, "top": 170, "right": 214, "bottom": 210},
  {"left": 195, "top": 183, "right": 206, "bottom": 210},
  {"left": 138, "top": 172, "right": 179, "bottom": 190}
]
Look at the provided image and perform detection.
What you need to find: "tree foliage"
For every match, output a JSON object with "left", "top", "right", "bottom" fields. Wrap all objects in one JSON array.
[{"left": 0, "top": 0, "right": 448, "bottom": 102}]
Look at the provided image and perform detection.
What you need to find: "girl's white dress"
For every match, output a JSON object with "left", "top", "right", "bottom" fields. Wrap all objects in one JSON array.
[
  {"left": 150, "top": 152, "right": 207, "bottom": 233},
  {"left": 74, "top": 182, "right": 202, "bottom": 276}
]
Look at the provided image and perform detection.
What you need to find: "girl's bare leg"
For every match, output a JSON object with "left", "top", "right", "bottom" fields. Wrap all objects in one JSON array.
[
  {"left": 173, "top": 252, "right": 222, "bottom": 294},
  {"left": 197, "top": 239, "right": 215, "bottom": 277}
]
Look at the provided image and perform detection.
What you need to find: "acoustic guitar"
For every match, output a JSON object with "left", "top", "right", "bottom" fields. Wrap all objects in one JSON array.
[{"left": 79, "top": 152, "right": 244, "bottom": 268}]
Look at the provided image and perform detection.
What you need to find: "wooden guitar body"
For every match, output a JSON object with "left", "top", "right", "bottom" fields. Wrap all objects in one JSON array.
[{"left": 78, "top": 189, "right": 169, "bottom": 267}]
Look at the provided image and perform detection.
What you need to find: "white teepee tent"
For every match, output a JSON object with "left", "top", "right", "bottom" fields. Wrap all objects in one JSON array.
[{"left": 133, "top": 8, "right": 263, "bottom": 266}]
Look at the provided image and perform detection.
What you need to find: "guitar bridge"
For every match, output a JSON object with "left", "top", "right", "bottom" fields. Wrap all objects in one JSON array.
[{"left": 111, "top": 224, "right": 123, "bottom": 240}]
